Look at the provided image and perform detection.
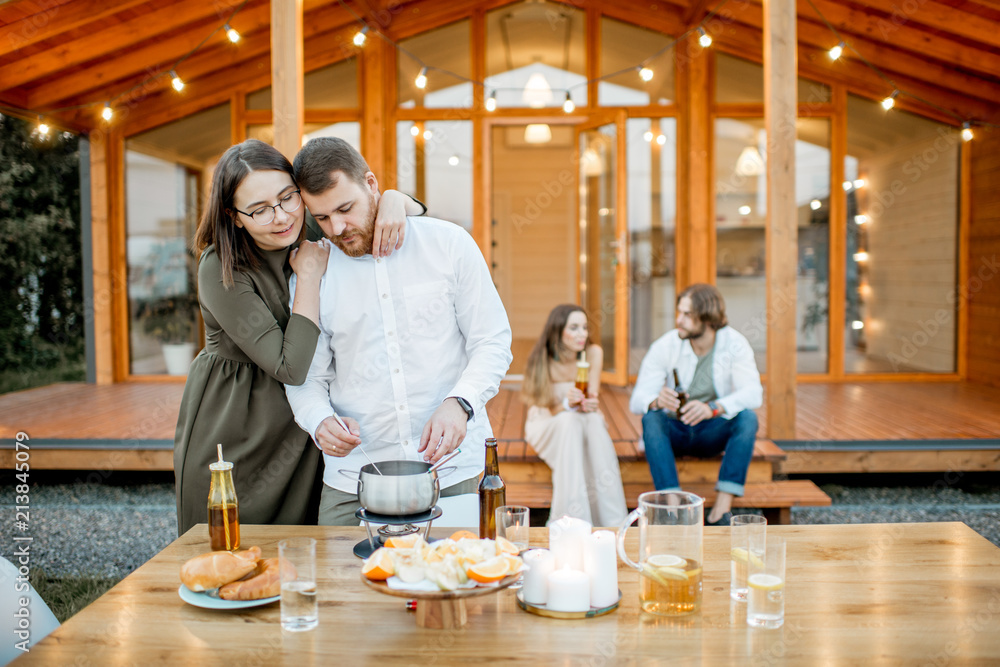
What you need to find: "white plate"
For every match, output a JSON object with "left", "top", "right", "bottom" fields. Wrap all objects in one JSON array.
[{"left": 177, "top": 585, "right": 279, "bottom": 610}]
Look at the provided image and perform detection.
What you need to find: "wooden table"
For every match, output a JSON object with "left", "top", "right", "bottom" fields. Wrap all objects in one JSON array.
[{"left": 14, "top": 522, "right": 1000, "bottom": 665}]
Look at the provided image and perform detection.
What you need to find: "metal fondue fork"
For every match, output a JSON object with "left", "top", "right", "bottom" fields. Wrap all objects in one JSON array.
[{"left": 331, "top": 411, "right": 382, "bottom": 475}]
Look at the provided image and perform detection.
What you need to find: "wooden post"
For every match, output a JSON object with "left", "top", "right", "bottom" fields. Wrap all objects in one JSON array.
[
  {"left": 764, "top": 0, "right": 797, "bottom": 439},
  {"left": 89, "top": 132, "right": 113, "bottom": 385},
  {"left": 271, "top": 0, "right": 304, "bottom": 161},
  {"left": 360, "top": 37, "right": 390, "bottom": 180},
  {"left": 677, "top": 43, "right": 712, "bottom": 288}
]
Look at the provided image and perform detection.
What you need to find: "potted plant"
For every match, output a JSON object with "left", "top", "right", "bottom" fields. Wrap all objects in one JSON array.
[{"left": 136, "top": 292, "right": 200, "bottom": 374}]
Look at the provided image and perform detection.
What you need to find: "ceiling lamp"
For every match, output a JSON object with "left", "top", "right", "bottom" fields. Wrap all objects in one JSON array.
[
  {"left": 523, "top": 72, "right": 553, "bottom": 108},
  {"left": 524, "top": 124, "right": 552, "bottom": 144},
  {"left": 735, "top": 146, "right": 764, "bottom": 177}
]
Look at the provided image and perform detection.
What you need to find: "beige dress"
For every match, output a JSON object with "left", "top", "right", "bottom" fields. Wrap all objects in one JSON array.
[{"left": 524, "top": 381, "right": 628, "bottom": 527}]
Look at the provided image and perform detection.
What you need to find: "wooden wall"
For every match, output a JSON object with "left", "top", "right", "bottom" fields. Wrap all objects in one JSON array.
[
  {"left": 862, "top": 132, "right": 959, "bottom": 372},
  {"left": 967, "top": 126, "right": 1000, "bottom": 387}
]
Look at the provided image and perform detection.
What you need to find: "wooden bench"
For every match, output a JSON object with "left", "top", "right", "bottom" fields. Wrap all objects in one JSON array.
[{"left": 506, "top": 479, "right": 832, "bottom": 525}]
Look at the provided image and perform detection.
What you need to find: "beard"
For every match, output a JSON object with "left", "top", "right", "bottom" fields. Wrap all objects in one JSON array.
[
  {"left": 331, "top": 190, "right": 377, "bottom": 258},
  {"left": 678, "top": 320, "right": 707, "bottom": 340}
]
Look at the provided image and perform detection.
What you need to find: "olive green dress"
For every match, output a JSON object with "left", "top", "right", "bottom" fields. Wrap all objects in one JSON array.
[{"left": 173, "top": 242, "right": 322, "bottom": 535}]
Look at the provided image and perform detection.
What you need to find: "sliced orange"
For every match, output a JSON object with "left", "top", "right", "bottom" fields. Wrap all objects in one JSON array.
[
  {"left": 362, "top": 548, "right": 394, "bottom": 581},
  {"left": 384, "top": 534, "right": 424, "bottom": 549},
  {"left": 449, "top": 529, "right": 478, "bottom": 542},
  {"left": 500, "top": 554, "right": 523, "bottom": 575},
  {"left": 466, "top": 556, "right": 510, "bottom": 584},
  {"left": 495, "top": 536, "right": 520, "bottom": 556}
]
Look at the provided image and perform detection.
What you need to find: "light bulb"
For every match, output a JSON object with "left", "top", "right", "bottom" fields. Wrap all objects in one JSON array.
[
  {"left": 881, "top": 90, "right": 898, "bottom": 110},
  {"left": 855, "top": 214, "right": 868, "bottom": 224},
  {"left": 853, "top": 178, "right": 866, "bottom": 189},
  {"left": 828, "top": 42, "right": 844, "bottom": 60},
  {"left": 643, "top": 131, "right": 654, "bottom": 142},
  {"left": 225, "top": 24, "right": 240, "bottom": 43},
  {"left": 810, "top": 199, "right": 822, "bottom": 210},
  {"left": 638, "top": 66, "right": 653, "bottom": 82},
  {"left": 485, "top": 90, "right": 497, "bottom": 112},
  {"left": 739, "top": 205, "right": 751, "bottom": 215},
  {"left": 410, "top": 125, "right": 420, "bottom": 137},
  {"left": 563, "top": 92, "right": 575, "bottom": 113},
  {"left": 353, "top": 26, "right": 369, "bottom": 47},
  {"left": 415, "top": 67, "right": 428, "bottom": 89},
  {"left": 852, "top": 320, "right": 864, "bottom": 330},
  {"left": 170, "top": 70, "right": 184, "bottom": 92},
  {"left": 102, "top": 104, "right": 113, "bottom": 121},
  {"left": 37, "top": 118, "right": 50, "bottom": 137},
  {"left": 698, "top": 28, "right": 712, "bottom": 48},
  {"left": 842, "top": 180, "right": 853, "bottom": 191},
  {"left": 961, "top": 123, "right": 973, "bottom": 142},
  {"left": 853, "top": 251, "right": 869, "bottom": 262},
  {"left": 656, "top": 134, "right": 666, "bottom": 145},
  {"left": 423, "top": 130, "right": 433, "bottom": 141},
  {"left": 448, "top": 155, "right": 460, "bottom": 166}
]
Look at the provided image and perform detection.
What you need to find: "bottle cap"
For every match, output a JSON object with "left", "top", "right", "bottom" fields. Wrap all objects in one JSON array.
[{"left": 209, "top": 460, "right": 233, "bottom": 472}]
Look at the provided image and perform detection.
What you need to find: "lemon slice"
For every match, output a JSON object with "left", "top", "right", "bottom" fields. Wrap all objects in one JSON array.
[
  {"left": 748, "top": 573, "right": 784, "bottom": 591},
  {"left": 731, "top": 548, "right": 765, "bottom": 569},
  {"left": 647, "top": 554, "right": 686, "bottom": 568}
]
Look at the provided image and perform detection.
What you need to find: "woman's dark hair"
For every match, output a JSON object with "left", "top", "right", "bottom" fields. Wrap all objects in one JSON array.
[
  {"left": 522, "top": 304, "right": 589, "bottom": 408},
  {"left": 194, "top": 139, "right": 299, "bottom": 288},
  {"left": 677, "top": 283, "right": 728, "bottom": 330}
]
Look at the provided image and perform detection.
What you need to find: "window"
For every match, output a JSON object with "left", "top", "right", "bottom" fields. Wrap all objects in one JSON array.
[
  {"left": 247, "top": 60, "right": 359, "bottom": 110},
  {"left": 396, "top": 120, "right": 473, "bottom": 230},
  {"left": 397, "top": 21, "right": 472, "bottom": 109},
  {"left": 600, "top": 17, "right": 675, "bottom": 107}
]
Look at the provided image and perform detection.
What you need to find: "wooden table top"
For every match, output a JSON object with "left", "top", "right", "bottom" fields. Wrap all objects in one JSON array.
[{"left": 14, "top": 522, "right": 1000, "bottom": 665}]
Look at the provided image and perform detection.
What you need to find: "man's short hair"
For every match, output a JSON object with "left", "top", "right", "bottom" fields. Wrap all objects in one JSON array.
[
  {"left": 677, "top": 283, "right": 728, "bottom": 330},
  {"left": 293, "top": 137, "right": 370, "bottom": 195}
]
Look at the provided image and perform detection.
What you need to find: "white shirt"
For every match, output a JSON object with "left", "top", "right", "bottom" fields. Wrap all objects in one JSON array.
[
  {"left": 285, "top": 216, "right": 513, "bottom": 493},
  {"left": 629, "top": 326, "right": 762, "bottom": 419}
]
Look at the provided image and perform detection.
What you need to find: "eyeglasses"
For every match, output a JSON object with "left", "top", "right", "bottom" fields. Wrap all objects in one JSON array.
[{"left": 234, "top": 190, "right": 302, "bottom": 226}]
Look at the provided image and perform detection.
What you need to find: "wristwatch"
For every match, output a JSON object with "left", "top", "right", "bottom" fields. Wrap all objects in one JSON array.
[
  {"left": 708, "top": 401, "right": 723, "bottom": 418},
  {"left": 453, "top": 396, "right": 474, "bottom": 421}
]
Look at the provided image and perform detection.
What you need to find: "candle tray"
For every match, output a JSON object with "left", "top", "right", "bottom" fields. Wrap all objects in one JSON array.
[{"left": 515, "top": 589, "right": 621, "bottom": 619}]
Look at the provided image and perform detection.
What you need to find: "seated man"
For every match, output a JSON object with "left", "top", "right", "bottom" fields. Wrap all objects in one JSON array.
[
  {"left": 285, "top": 137, "right": 513, "bottom": 526},
  {"left": 629, "top": 283, "right": 762, "bottom": 526}
]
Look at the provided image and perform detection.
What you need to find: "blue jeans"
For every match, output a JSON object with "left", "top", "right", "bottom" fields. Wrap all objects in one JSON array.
[{"left": 641, "top": 409, "right": 758, "bottom": 496}]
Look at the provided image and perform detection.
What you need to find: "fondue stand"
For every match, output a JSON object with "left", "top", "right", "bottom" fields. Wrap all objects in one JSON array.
[{"left": 352, "top": 506, "right": 443, "bottom": 559}]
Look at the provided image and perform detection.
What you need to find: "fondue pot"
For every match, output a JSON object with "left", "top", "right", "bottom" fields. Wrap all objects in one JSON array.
[{"left": 339, "top": 460, "right": 456, "bottom": 516}]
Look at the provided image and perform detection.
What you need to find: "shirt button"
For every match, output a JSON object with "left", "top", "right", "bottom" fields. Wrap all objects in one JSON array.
[
  {"left": 377, "top": 258, "right": 382, "bottom": 264},
  {"left": 402, "top": 440, "right": 408, "bottom": 446},
  {"left": 394, "top": 369, "right": 400, "bottom": 374},
  {"left": 399, "top": 405, "right": 405, "bottom": 411},
  {"left": 387, "top": 331, "right": 394, "bottom": 337},
  {"left": 381, "top": 293, "right": 388, "bottom": 299}
]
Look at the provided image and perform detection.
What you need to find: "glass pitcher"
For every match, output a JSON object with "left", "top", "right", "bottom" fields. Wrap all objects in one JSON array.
[{"left": 617, "top": 491, "right": 704, "bottom": 616}]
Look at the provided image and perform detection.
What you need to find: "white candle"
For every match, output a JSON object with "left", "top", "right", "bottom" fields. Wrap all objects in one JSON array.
[
  {"left": 583, "top": 530, "right": 619, "bottom": 608},
  {"left": 546, "top": 568, "right": 591, "bottom": 612},
  {"left": 521, "top": 549, "right": 555, "bottom": 605},
  {"left": 549, "top": 516, "right": 591, "bottom": 570}
]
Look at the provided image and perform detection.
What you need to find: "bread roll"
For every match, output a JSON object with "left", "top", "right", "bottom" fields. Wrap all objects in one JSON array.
[
  {"left": 180, "top": 546, "right": 261, "bottom": 592},
  {"left": 218, "top": 557, "right": 295, "bottom": 600}
]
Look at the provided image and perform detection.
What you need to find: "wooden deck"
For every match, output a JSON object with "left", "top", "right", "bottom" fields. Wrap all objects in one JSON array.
[{"left": 1, "top": 380, "right": 999, "bottom": 473}]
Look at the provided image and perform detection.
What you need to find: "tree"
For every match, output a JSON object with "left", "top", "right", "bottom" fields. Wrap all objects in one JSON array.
[{"left": 0, "top": 113, "right": 83, "bottom": 383}]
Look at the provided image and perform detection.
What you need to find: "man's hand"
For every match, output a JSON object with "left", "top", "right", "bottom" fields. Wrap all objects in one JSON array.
[
  {"left": 314, "top": 416, "right": 362, "bottom": 457},
  {"left": 679, "top": 400, "right": 713, "bottom": 426},
  {"left": 419, "top": 398, "right": 467, "bottom": 464},
  {"left": 651, "top": 386, "right": 681, "bottom": 412}
]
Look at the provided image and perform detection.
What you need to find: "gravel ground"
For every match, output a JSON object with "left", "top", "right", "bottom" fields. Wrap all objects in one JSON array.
[{"left": 3, "top": 476, "right": 999, "bottom": 579}]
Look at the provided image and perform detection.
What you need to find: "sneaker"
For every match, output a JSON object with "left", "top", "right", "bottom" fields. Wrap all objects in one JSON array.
[{"left": 705, "top": 510, "right": 733, "bottom": 527}]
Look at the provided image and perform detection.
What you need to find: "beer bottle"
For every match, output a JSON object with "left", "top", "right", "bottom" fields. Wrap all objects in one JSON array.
[
  {"left": 575, "top": 351, "right": 590, "bottom": 396},
  {"left": 478, "top": 438, "right": 506, "bottom": 539},
  {"left": 672, "top": 368, "right": 688, "bottom": 418},
  {"left": 208, "top": 445, "right": 240, "bottom": 551}
]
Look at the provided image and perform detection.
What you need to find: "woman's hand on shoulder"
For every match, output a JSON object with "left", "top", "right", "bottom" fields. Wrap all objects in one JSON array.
[
  {"left": 289, "top": 239, "right": 329, "bottom": 282},
  {"left": 372, "top": 190, "right": 411, "bottom": 259}
]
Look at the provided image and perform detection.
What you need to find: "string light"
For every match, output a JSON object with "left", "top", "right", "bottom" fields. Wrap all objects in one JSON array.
[
  {"left": 828, "top": 42, "right": 844, "bottom": 60},
  {"left": 414, "top": 67, "right": 428, "bottom": 89},
  {"left": 37, "top": 116, "right": 50, "bottom": 137},
  {"left": 881, "top": 90, "right": 898, "bottom": 110},
  {"left": 409, "top": 125, "right": 420, "bottom": 137},
  {"left": 698, "top": 28, "right": 712, "bottom": 48},
  {"left": 170, "top": 70, "right": 185, "bottom": 92},
  {"left": 853, "top": 178, "right": 866, "bottom": 189},
  {"left": 485, "top": 90, "right": 497, "bottom": 112},
  {"left": 101, "top": 103, "right": 113, "bottom": 121},
  {"left": 423, "top": 129, "right": 433, "bottom": 140},
  {"left": 225, "top": 24, "right": 240, "bottom": 43},
  {"left": 854, "top": 214, "right": 868, "bottom": 224},
  {"left": 448, "top": 155, "right": 460, "bottom": 166},
  {"left": 563, "top": 92, "right": 575, "bottom": 113},
  {"left": 851, "top": 320, "right": 865, "bottom": 330},
  {"left": 638, "top": 66, "right": 654, "bottom": 82},
  {"left": 656, "top": 134, "right": 666, "bottom": 146},
  {"left": 353, "top": 26, "right": 369, "bottom": 47},
  {"left": 643, "top": 130, "right": 654, "bottom": 142},
  {"left": 853, "top": 251, "right": 869, "bottom": 262},
  {"left": 810, "top": 199, "right": 822, "bottom": 210},
  {"left": 962, "top": 122, "right": 974, "bottom": 142}
]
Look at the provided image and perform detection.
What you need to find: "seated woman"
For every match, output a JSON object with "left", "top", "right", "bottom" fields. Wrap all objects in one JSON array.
[{"left": 521, "top": 304, "right": 628, "bottom": 527}]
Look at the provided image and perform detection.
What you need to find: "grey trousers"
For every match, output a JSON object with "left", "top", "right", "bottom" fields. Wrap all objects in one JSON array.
[{"left": 318, "top": 476, "right": 479, "bottom": 526}]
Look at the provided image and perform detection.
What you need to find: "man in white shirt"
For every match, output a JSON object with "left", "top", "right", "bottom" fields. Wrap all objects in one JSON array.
[
  {"left": 285, "top": 137, "right": 513, "bottom": 526},
  {"left": 630, "top": 284, "right": 762, "bottom": 526}
]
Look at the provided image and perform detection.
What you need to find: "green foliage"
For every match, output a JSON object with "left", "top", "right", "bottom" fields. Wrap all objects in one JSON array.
[
  {"left": 0, "top": 114, "right": 83, "bottom": 377},
  {"left": 30, "top": 569, "right": 118, "bottom": 623}
]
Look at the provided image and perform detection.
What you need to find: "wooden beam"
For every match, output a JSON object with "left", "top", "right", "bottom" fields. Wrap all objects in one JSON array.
[
  {"left": 683, "top": 0, "right": 716, "bottom": 27},
  {"left": 0, "top": 0, "right": 253, "bottom": 90},
  {"left": 108, "top": 127, "right": 128, "bottom": 382},
  {"left": 360, "top": 35, "right": 391, "bottom": 179},
  {"left": 827, "top": 84, "right": 848, "bottom": 378},
  {"left": 88, "top": 131, "right": 113, "bottom": 385},
  {"left": 838, "top": 0, "right": 1000, "bottom": 51},
  {"left": 271, "top": 0, "right": 304, "bottom": 161},
  {"left": 0, "top": 0, "right": 151, "bottom": 55},
  {"left": 679, "top": 42, "right": 712, "bottom": 287},
  {"left": 764, "top": 0, "right": 798, "bottom": 439}
]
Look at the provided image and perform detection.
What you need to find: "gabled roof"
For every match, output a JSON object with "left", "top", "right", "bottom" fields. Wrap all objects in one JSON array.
[{"left": 0, "top": 0, "right": 996, "bottom": 134}]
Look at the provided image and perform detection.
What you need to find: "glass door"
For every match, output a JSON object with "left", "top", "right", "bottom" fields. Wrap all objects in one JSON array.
[{"left": 577, "top": 111, "right": 628, "bottom": 386}]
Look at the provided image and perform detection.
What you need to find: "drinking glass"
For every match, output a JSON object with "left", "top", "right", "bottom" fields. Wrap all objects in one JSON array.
[
  {"left": 617, "top": 491, "right": 704, "bottom": 616},
  {"left": 747, "top": 536, "right": 785, "bottom": 629},
  {"left": 495, "top": 505, "right": 531, "bottom": 551},
  {"left": 730, "top": 514, "right": 767, "bottom": 602},
  {"left": 279, "top": 537, "right": 318, "bottom": 632}
]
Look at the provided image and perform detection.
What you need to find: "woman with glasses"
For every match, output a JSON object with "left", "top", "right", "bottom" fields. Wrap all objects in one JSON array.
[{"left": 174, "top": 139, "right": 425, "bottom": 535}]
